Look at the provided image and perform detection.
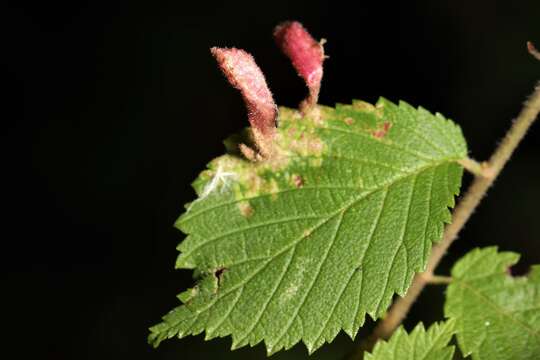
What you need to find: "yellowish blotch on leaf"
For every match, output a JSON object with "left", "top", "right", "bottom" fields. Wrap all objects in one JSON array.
[{"left": 238, "top": 201, "right": 254, "bottom": 217}]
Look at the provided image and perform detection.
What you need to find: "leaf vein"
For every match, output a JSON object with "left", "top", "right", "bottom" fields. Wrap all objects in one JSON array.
[
  {"left": 233, "top": 247, "right": 296, "bottom": 346},
  {"left": 271, "top": 211, "right": 346, "bottom": 349},
  {"left": 321, "top": 125, "right": 436, "bottom": 162}
]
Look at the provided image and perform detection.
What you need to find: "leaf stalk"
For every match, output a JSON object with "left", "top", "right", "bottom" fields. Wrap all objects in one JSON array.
[
  {"left": 458, "top": 158, "right": 491, "bottom": 178},
  {"left": 426, "top": 275, "right": 453, "bottom": 285}
]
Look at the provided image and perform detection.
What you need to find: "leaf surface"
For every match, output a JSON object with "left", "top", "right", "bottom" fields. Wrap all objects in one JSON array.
[
  {"left": 364, "top": 320, "right": 456, "bottom": 360},
  {"left": 150, "top": 98, "right": 466, "bottom": 354},
  {"left": 445, "top": 247, "right": 540, "bottom": 360}
]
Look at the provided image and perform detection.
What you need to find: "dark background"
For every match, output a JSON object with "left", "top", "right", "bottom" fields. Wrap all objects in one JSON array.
[{"left": 5, "top": 1, "right": 540, "bottom": 359}]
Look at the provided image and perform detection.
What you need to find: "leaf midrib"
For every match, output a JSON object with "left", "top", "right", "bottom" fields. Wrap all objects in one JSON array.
[{"left": 180, "top": 158, "right": 459, "bottom": 268}]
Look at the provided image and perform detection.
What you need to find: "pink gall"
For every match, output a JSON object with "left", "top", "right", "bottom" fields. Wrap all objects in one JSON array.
[
  {"left": 210, "top": 47, "right": 277, "bottom": 156},
  {"left": 274, "top": 21, "right": 325, "bottom": 111}
]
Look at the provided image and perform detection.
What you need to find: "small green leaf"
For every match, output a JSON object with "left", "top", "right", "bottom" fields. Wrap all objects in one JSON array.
[
  {"left": 364, "top": 320, "right": 456, "bottom": 360},
  {"left": 150, "top": 98, "right": 467, "bottom": 354},
  {"left": 445, "top": 247, "right": 540, "bottom": 359}
]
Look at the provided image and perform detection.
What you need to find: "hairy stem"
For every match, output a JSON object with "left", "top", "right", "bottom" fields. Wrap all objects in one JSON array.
[
  {"left": 528, "top": 42, "right": 540, "bottom": 61},
  {"left": 354, "top": 81, "right": 540, "bottom": 357}
]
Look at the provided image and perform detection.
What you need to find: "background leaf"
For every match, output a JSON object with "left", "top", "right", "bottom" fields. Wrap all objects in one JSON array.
[
  {"left": 445, "top": 247, "right": 540, "bottom": 359},
  {"left": 150, "top": 98, "right": 467, "bottom": 354},
  {"left": 364, "top": 320, "right": 456, "bottom": 360}
]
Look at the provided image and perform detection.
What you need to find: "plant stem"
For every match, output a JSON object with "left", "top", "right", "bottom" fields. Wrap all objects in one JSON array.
[
  {"left": 354, "top": 81, "right": 540, "bottom": 358},
  {"left": 528, "top": 42, "right": 540, "bottom": 61}
]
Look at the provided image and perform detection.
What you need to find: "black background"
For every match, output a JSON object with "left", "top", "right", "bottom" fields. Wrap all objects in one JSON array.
[{"left": 5, "top": 1, "right": 540, "bottom": 359}]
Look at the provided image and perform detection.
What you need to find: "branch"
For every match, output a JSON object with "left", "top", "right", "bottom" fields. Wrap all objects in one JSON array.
[
  {"left": 354, "top": 80, "right": 540, "bottom": 357},
  {"left": 528, "top": 41, "right": 540, "bottom": 61}
]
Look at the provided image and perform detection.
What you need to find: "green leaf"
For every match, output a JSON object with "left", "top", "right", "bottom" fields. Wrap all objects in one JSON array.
[
  {"left": 364, "top": 320, "right": 456, "bottom": 360},
  {"left": 150, "top": 98, "right": 467, "bottom": 354},
  {"left": 445, "top": 247, "right": 540, "bottom": 359}
]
